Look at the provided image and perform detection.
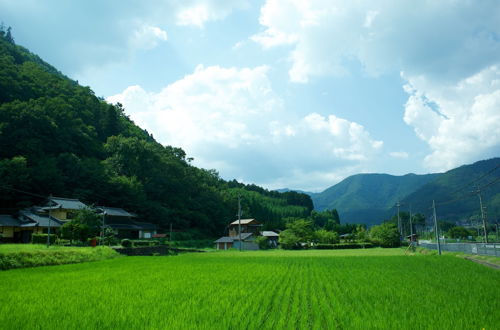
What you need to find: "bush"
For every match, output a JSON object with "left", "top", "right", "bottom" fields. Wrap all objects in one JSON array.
[
  {"left": 132, "top": 240, "right": 159, "bottom": 247},
  {"left": 255, "top": 236, "right": 270, "bottom": 250},
  {"left": 32, "top": 234, "right": 57, "bottom": 244},
  {"left": 0, "top": 246, "right": 119, "bottom": 270},
  {"left": 121, "top": 239, "right": 132, "bottom": 248},
  {"left": 279, "top": 229, "right": 301, "bottom": 250},
  {"left": 315, "top": 243, "right": 375, "bottom": 250},
  {"left": 370, "top": 223, "right": 401, "bottom": 248}
]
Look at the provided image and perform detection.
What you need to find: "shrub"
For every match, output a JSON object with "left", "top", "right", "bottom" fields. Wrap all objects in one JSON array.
[
  {"left": 315, "top": 243, "right": 374, "bottom": 250},
  {"left": 121, "top": 239, "right": 132, "bottom": 248},
  {"left": 279, "top": 229, "right": 301, "bottom": 250},
  {"left": 32, "top": 234, "right": 57, "bottom": 244},
  {"left": 370, "top": 223, "right": 400, "bottom": 248},
  {"left": 255, "top": 236, "right": 270, "bottom": 250},
  {"left": 132, "top": 240, "right": 159, "bottom": 247}
]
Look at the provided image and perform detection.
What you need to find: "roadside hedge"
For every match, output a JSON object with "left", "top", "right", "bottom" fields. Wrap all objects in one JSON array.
[
  {"left": 0, "top": 246, "right": 119, "bottom": 270},
  {"left": 315, "top": 243, "right": 375, "bottom": 250}
]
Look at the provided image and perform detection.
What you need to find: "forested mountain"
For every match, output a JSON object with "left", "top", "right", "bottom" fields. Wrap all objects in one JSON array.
[
  {"left": 310, "top": 173, "right": 438, "bottom": 224},
  {"left": 0, "top": 28, "right": 312, "bottom": 237},
  {"left": 401, "top": 158, "right": 500, "bottom": 223},
  {"left": 309, "top": 158, "right": 500, "bottom": 225}
]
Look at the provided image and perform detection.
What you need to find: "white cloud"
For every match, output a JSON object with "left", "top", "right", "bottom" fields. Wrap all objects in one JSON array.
[
  {"left": 176, "top": 0, "right": 249, "bottom": 28},
  {"left": 129, "top": 25, "right": 167, "bottom": 50},
  {"left": 253, "top": 0, "right": 500, "bottom": 170},
  {"left": 389, "top": 151, "right": 409, "bottom": 159},
  {"left": 107, "top": 65, "right": 383, "bottom": 191},
  {"left": 403, "top": 66, "right": 500, "bottom": 171}
]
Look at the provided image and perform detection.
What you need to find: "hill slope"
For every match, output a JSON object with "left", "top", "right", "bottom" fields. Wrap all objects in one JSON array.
[
  {"left": 311, "top": 158, "right": 500, "bottom": 225},
  {"left": 0, "top": 29, "right": 312, "bottom": 236},
  {"left": 311, "top": 173, "right": 438, "bottom": 224},
  {"left": 402, "top": 158, "right": 500, "bottom": 223}
]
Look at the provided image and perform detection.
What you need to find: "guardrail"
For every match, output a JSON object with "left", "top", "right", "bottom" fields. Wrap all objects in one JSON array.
[{"left": 419, "top": 242, "right": 500, "bottom": 257}]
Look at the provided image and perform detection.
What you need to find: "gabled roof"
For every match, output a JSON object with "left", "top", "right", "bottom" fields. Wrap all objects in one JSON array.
[
  {"left": 45, "top": 197, "right": 87, "bottom": 210},
  {"left": 0, "top": 215, "right": 20, "bottom": 227},
  {"left": 106, "top": 221, "right": 156, "bottom": 231},
  {"left": 96, "top": 206, "right": 135, "bottom": 217},
  {"left": 214, "top": 236, "right": 234, "bottom": 243},
  {"left": 232, "top": 232, "right": 253, "bottom": 241},
  {"left": 262, "top": 231, "right": 279, "bottom": 237},
  {"left": 19, "top": 210, "right": 62, "bottom": 228},
  {"left": 229, "top": 219, "right": 261, "bottom": 226}
]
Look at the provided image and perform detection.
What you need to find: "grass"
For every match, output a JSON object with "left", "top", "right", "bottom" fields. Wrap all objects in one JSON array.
[
  {"left": 0, "top": 248, "right": 499, "bottom": 329},
  {"left": 0, "top": 244, "right": 119, "bottom": 270}
]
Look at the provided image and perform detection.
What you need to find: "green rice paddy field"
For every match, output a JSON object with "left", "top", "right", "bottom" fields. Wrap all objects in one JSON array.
[{"left": 1, "top": 248, "right": 499, "bottom": 329}]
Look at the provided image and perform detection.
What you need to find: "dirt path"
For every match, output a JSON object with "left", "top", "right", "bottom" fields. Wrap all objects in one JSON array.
[{"left": 464, "top": 256, "right": 500, "bottom": 270}]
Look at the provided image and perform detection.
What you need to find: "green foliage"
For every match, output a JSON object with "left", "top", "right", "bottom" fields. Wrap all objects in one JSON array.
[
  {"left": 314, "top": 229, "right": 339, "bottom": 244},
  {"left": 0, "top": 245, "right": 118, "bottom": 270},
  {"left": 31, "top": 234, "right": 57, "bottom": 244},
  {"left": 286, "top": 219, "right": 314, "bottom": 242},
  {"left": 315, "top": 243, "right": 374, "bottom": 249},
  {"left": 255, "top": 236, "right": 270, "bottom": 250},
  {"left": 369, "top": 223, "right": 401, "bottom": 247},
  {"left": 61, "top": 221, "right": 89, "bottom": 244},
  {"left": 278, "top": 229, "right": 301, "bottom": 249},
  {"left": 121, "top": 239, "right": 132, "bottom": 248},
  {"left": 448, "top": 226, "right": 473, "bottom": 239}
]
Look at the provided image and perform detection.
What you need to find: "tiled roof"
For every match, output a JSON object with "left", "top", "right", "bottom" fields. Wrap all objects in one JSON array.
[
  {"left": 231, "top": 232, "right": 253, "bottom": 241},
  {"left": 0, "top": 215, "right": 20, "bottom": 226},
  {"left": 19, "top": 210, "right": 62, "bottom": 228},
  {"left": 214, "top": 236, "right": 234, "bottom": 243},
  {"left": 96, "top": 206, "right": 134, "bottom": 217},
  {"left": 48, "top": 197, "right": 87, "bottom": 210}
]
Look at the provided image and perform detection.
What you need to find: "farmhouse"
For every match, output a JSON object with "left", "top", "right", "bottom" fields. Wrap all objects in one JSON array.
[
  {"left": 215, "top": 219, "right": 280, "bottom": 250},
  {"left": 97, "top": 206, "right": 157, "bottom": 239},
  {"left": 0, "top": 209, "right": 63, "bottom": 243},
  {"left": 42, "top": 197, "right": 88, "bottom": 221}
]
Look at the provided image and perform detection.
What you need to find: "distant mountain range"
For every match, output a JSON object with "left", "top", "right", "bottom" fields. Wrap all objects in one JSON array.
[{"left": 281, "top": 158, "right": 500, "bottom": 225}]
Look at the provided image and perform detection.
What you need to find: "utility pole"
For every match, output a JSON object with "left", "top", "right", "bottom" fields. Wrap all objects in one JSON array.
[
  {"left": 475, "top": 187, "right": 488, "bottom": 243},
  {"left": 101, "top": 210, "right": 106, "bottom": 246},
  {"left": 47, "top": 194, "right": 52, "bottom": 248},
  {"left": 409, "top": 204, "right": 414, "bottom": 238},
  {"left": 432, "top": 200, "right": 441, "bottom": 255},
  {"left": 238, "top": 195, "right": 242, "bottom": 251},
  {"left": 396, "top": 201, "right": 402, "bottom": 239}
]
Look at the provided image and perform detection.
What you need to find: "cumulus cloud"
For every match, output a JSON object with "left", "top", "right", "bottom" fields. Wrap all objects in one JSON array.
[
  {"left": 389, "top": 152, "right": 409, "bottom": 159},
  {"left": 403, "top": 66, "right": 500, "bottom": 171},
  {"left": 129, "top": 25, "right": 167, "bottom": 50},
  {"left": 176, "top": 0, "right": 249, "bottom": 28},
  {"left": 107, "top": 65, "right": 383, "bottom": 191},
  {"left": 253, "top": 0, "right": 500, "bottom": 170}
]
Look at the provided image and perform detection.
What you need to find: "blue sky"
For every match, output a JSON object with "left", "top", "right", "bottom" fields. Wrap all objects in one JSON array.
[{"left": 1, "top": 0, "right": 499, "bottom": 191}]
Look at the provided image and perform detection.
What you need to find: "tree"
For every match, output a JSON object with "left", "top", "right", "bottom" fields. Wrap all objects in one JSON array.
[
  {"left": 370, "top": 223, "right": 400, "bottom": 247},
  {"left": 448, "top": 226, "right": 472, "bottom": 239},
  {"left": 255, "top": 236, "right": 270, "bottom": 250},
  {"left": 73, "top": 207, "right": 102, "bottom": 237},
  {"left": 61, "top": 221, "right": 89, "bottom": 244},
  {"left": 314, "top": 229, "right": 339, "bottom": 244},
  {"left": 279, "top": 229, "right": 300, "bottom": 249},
  {"left": 286, "top": 219, "right": 314, "bottom": 242}
]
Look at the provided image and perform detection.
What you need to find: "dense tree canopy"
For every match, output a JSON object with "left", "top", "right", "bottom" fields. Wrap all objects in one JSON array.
[{"left": 0, "top": 30, "right": 313, "bottom": 237}]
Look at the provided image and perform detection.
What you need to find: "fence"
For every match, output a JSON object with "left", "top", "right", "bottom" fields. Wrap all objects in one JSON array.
[{"left": 420, "top": 242, "right": 500, "bottom": 257}]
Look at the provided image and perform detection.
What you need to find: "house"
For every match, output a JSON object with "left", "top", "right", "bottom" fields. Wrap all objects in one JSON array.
[
  {"left": 228, "top": 219, "right": 262, "bottom": 237},
  {"left": 42, "top": 197, "right": 88, "bottom": 222},
  {"left": 0, "top": 209, "right": 63, "bottom": 243},
  {"left": 0, "top": 215, "right": 20, "bottom": 243},
  {"left": 214, "top": 233, "right": 259, "bottom": 250},
  {"left": 261, "top": 231, "right": 280, "bottom": 247},
  {"left": 96, "top": 206, "right": 157, "bottom": 239},
  {"left": 215, "top": 219, "right": 270, "bottom": 250}
]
